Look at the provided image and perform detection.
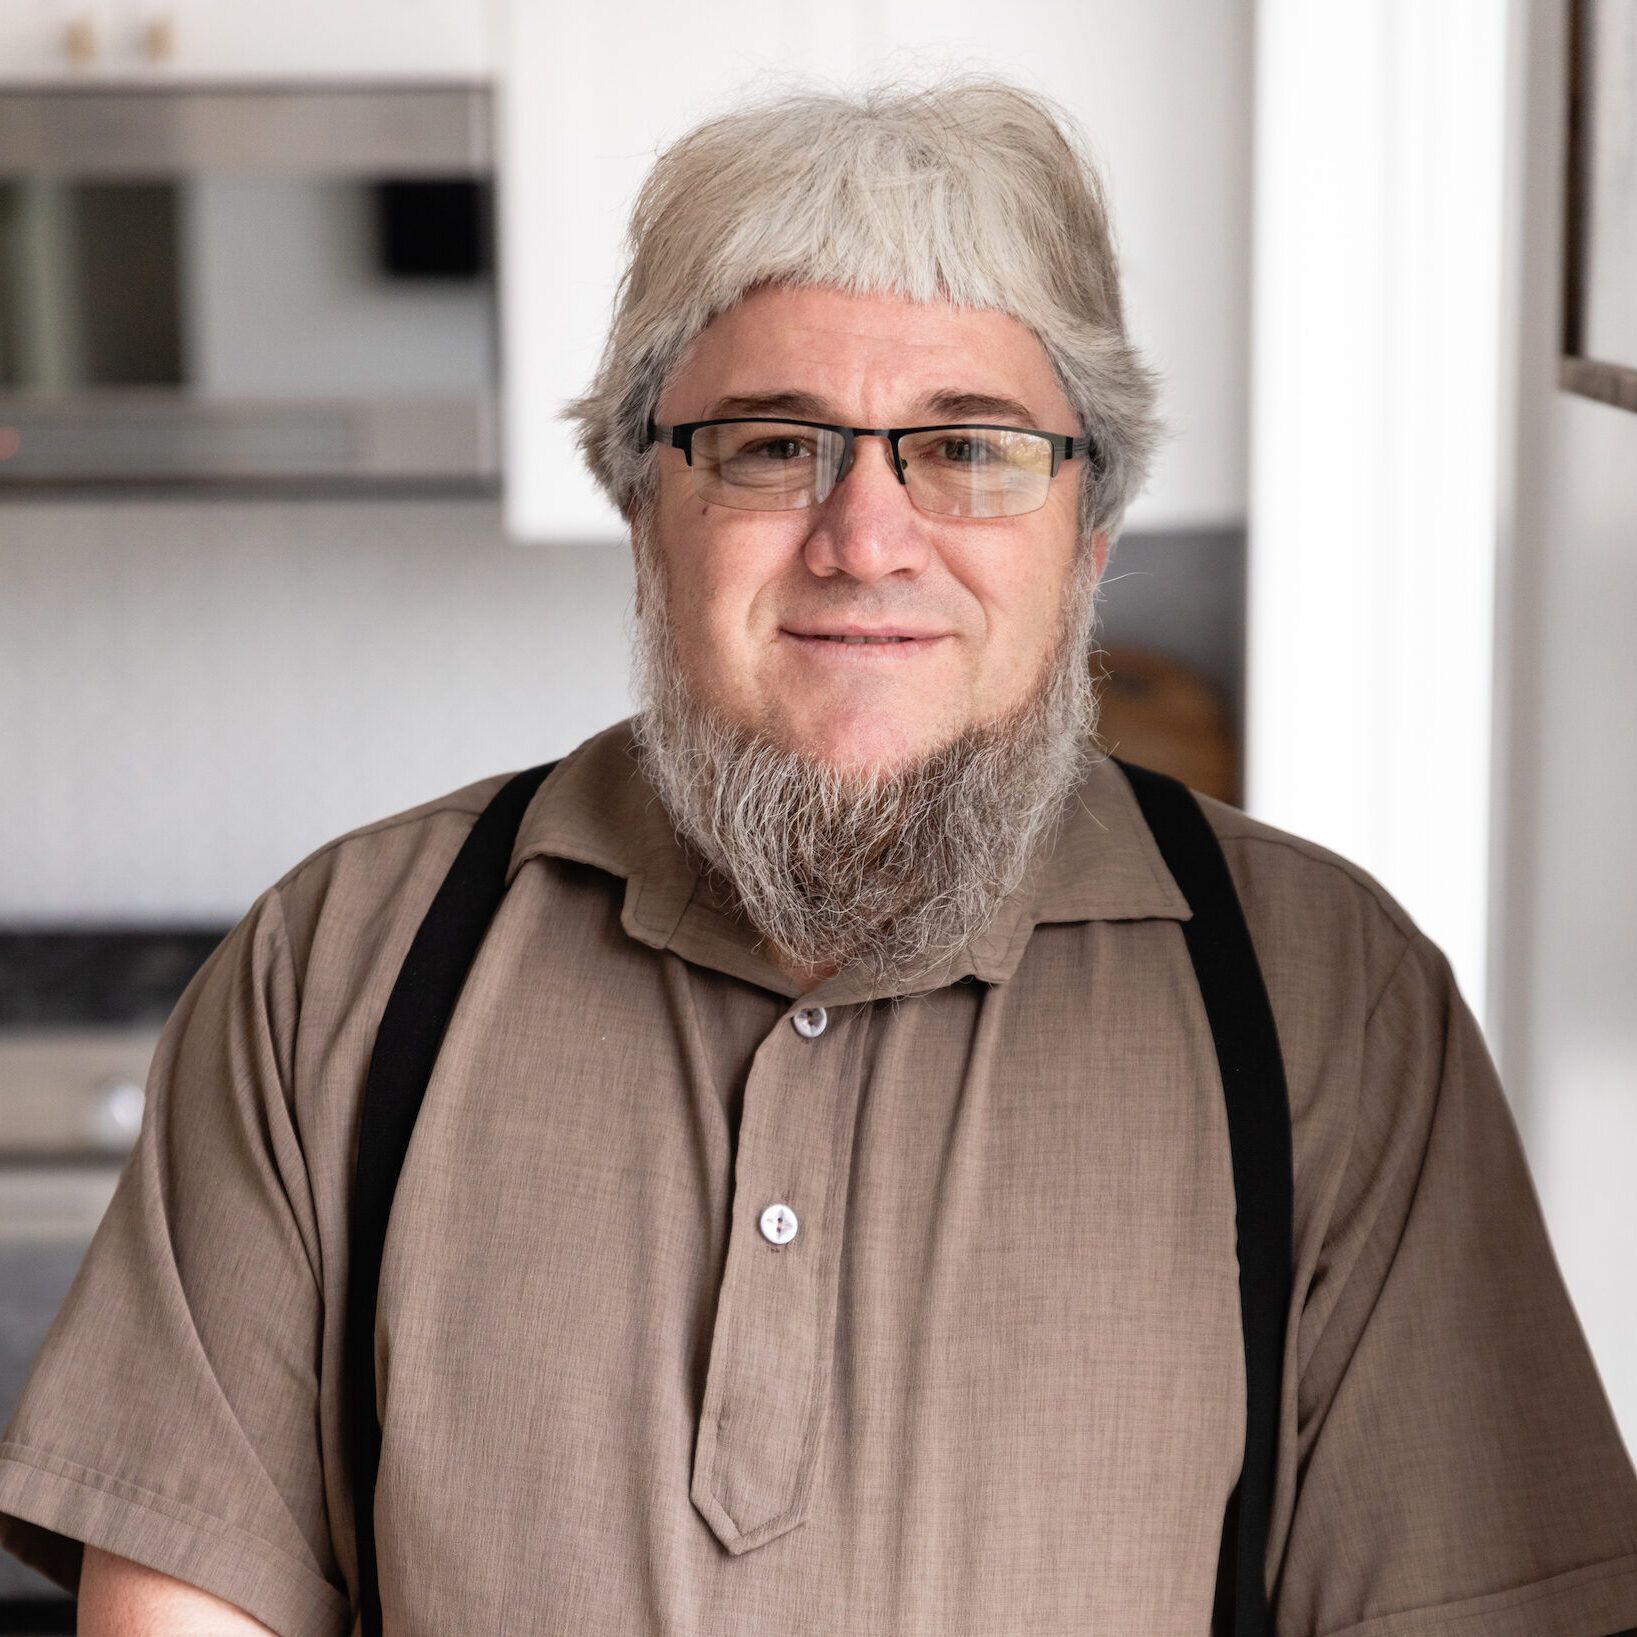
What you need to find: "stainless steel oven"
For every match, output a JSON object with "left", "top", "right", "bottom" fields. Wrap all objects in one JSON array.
[
  {"left": 0, "top": 84, "right": 498, "bottom": 491},
  {"left": 0, "top": 929, "right": 227, "bottom": 1632}
]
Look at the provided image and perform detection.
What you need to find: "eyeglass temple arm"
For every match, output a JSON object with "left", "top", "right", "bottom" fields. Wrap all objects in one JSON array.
[{"left": 1063, "top": 432, "right": 1100, "bottom": 471}]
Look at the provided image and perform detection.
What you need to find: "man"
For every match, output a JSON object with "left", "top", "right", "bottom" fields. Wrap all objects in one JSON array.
[{"left": 4, "top": 77, "right": 1636, "bottom": 1637}]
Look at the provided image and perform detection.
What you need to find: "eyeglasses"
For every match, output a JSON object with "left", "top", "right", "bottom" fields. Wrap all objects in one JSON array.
[{"left": 645, "top": 415, "right": 1099, "bottom": 520}]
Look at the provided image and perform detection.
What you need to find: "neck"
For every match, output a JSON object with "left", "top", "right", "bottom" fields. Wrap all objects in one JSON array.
[{"left": 766, "top": 941, "right": 838, "bottom": 992}]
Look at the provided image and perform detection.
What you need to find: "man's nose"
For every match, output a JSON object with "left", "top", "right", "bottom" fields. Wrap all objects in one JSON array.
[{"left": 801, "top": 435, "right": 934, "bottom": 584}]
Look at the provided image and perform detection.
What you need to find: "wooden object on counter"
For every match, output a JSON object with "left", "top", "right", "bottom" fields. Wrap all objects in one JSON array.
[{"left": 1092, "top": 643, "right": 1241, "bottom": 807}]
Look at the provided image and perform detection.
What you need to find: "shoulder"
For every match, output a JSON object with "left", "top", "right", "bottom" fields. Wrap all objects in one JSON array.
[
  {"left": 1181, "top": 785, "right": 1429, "bottom": 1032},
  {"left": 1192, "top": 790, "right": 1418, "bottom": 942},
  {"left": 257, "top": 720, "right": 634, "bottom": 1004},
  {"left": 1168, "top": 790, "right": 1484, "bottom": 1303},
  {"left": 266, "top": 768, "right": 512, "bottom": 969},
  {"left": 272, "top": 766, "right": 513, "bottom": 891}
]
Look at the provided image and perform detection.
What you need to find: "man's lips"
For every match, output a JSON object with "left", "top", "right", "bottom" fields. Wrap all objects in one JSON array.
[
  {"left": 778, "top": 627, "right": 953, "bottom": 664},
  {"left": 781, "top": 625, "right": 951, "bottom": 645}
]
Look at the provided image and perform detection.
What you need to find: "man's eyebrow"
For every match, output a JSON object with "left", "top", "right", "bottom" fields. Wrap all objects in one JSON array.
[
  {"left": 702, "top": 389, "right": 1045, "bottom": 425},
  {"left": 917, "top": 390, "right": 1040, "bottom": 425},
  {"left": 706, "top": 391, "right": 831, "bottom": 419}
]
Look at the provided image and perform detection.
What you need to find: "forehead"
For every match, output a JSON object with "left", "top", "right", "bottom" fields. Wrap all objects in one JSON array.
[{"left": 666, "top": 282, "right": 1074, "bottom": 422}]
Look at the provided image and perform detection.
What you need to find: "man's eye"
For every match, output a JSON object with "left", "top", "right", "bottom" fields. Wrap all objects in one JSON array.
[
  {"left": 743, "top": 438, "right": 812, "bottom": 462},
  {"left": 924, "top": 434, "right": 1006, "bottom": 465}
]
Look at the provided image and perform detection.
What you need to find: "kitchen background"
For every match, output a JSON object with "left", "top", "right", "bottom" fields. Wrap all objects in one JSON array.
[{"left": 1, "top": 0, "right": 1634, "bottom": 1628}]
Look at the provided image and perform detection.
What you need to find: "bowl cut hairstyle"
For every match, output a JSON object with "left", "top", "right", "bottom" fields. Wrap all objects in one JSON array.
[{"left": 563, "top": 74, "right": 1170, "bottom": 551}]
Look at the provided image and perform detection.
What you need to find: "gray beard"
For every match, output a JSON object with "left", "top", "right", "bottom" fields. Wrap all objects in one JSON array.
[{"left": 628, "top": 532, "right": 1106, "bottom": 990}]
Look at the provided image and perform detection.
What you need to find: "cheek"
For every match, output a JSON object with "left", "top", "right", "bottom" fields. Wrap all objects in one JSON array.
[
  {"left": 692, "top": 545, "right": 770, "bottom": 640},
  {"left": 949, "top": 526, "right": 1077, "bottom": 686},
  {"left": 664, "top": 517, "right": 794, "bottom": 664},
  {"left": 947, "top": 539, "right": 1057, "bottom": 649}
]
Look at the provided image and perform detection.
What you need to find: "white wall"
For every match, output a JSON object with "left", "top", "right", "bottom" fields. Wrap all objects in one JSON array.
[
  {"left": 0, "top": 498, "right": 637, "bottom": 922},
  {"left": 1247, "top": 0, "right": 1635, "bottom": 1452},
  {"left": 1489, "top": 0, "right": 1637, "bottom": 1453},
  {"left": 1245, "top": 0, "right": 1509, "bottom": 1028}
]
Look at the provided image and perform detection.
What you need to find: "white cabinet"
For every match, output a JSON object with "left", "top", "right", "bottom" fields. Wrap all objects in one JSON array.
[
  {"left": 496, "top": 0, "right": 1251, "bottom": 545},
  {"left": 0, "top": 0, "right": 114, "bottom": 78},
  {"left": 0, "top": 0, "right": 497, "bottom": 84}
]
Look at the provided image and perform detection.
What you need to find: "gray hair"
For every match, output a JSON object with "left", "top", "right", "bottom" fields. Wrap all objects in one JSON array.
[{"left": 562, "top": 74, "right": 1170, "bottom": 548}]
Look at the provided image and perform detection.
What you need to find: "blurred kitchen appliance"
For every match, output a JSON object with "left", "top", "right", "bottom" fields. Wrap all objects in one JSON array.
[
  {"left": 0, "top": 928, "right": 227, "bottom": 1630},
  {"left": 0, "top": 84, "right": 498, "bottom": 489}
]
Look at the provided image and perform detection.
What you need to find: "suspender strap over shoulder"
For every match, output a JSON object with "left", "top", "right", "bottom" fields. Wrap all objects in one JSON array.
[
  {"left": 345, "top": 760, "right": 558, "bottom": 1637},
  {"left": 344, "top": 754, "right": 1292, "bottom": 1637},
  {"left": 1114, "top": 757, "right": 1295, "bottom": 1637}
]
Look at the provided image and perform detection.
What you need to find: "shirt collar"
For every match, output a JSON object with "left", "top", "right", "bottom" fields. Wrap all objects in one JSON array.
[{"left": 507, "top": 716, "right": 1192, "bottom": 1001}]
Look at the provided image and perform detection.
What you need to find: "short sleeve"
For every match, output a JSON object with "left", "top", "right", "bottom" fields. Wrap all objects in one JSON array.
[
  {"left": 1275, "top": 931, "right": 1637, "bottom": 1637},
  {"left": 0, "top": 885, "right": 351, "bottom": 1637}
]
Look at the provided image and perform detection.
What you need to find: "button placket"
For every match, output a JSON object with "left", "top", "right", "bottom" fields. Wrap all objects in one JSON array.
[{"left": 689, "top": 1001, "right": 858, "bottom": 1554}]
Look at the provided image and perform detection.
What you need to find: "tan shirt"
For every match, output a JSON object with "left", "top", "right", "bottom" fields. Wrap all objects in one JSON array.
[{"left": 4, "top": 717, "right": 1636, "bottom": 1637}]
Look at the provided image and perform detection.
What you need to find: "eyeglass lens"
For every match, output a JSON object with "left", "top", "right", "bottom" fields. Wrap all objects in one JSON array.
[{"left": 686, "top": 421, "right": 1058, "bottom": 519}]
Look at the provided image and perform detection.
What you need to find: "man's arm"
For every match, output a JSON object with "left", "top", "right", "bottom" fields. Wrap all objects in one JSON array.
[
  {"left": 0, "top": 884, "right": 348, "bottom": 1633},
  {"left": 78, "top": 1544, "right": 279, "bottom": 1635},
  {"left": 1273, "top": 927, "right": 1637, "bottom": 1634}
]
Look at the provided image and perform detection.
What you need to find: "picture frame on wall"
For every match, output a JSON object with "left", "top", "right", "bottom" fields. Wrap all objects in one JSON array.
[{"left": 1562, "top": 0, "right": 1637, "bottom": 412}]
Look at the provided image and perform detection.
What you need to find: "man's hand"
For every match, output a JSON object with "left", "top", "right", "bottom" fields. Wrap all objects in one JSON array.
[{"left": 78, "top": 1543, "right": 280, "bottom": 1635}]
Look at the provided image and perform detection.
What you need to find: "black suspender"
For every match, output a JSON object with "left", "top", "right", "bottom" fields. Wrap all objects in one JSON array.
[
  {"left": 345, "top": 760, "right": 560, "bottom": 1637},
  {"left": 1114, "top": 757, "right": 1295, "bottom": 1636},
  {"left": 344, "top": 755, "right": 1293, "bottom": 1637}
]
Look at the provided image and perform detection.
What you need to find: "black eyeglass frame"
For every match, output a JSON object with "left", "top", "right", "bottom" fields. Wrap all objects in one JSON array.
[{"left": 644, "top": 414, "right": 1101, "bottom": 496}]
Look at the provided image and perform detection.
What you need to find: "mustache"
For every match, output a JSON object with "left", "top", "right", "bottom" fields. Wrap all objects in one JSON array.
[{"left": 774, "top": 598, "right": 963, "bottom": 630}]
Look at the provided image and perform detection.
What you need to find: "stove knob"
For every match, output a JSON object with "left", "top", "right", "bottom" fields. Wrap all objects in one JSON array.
[{"left": 89, "top": 1076, "right": 147, "bottom": 1150}]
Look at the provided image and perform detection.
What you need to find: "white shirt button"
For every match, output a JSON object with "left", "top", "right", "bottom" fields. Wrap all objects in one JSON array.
[
  {"left": 759, "top": 1202, "right": 799, "bottom": 1244},
  {"left": 791, "top": 1005, "right": 828, "bottom": 1039}
]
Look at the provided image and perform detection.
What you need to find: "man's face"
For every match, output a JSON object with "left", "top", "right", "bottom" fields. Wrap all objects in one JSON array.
[{"left": 647, "top": 283, "right": 1109, "bottom": 773}]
